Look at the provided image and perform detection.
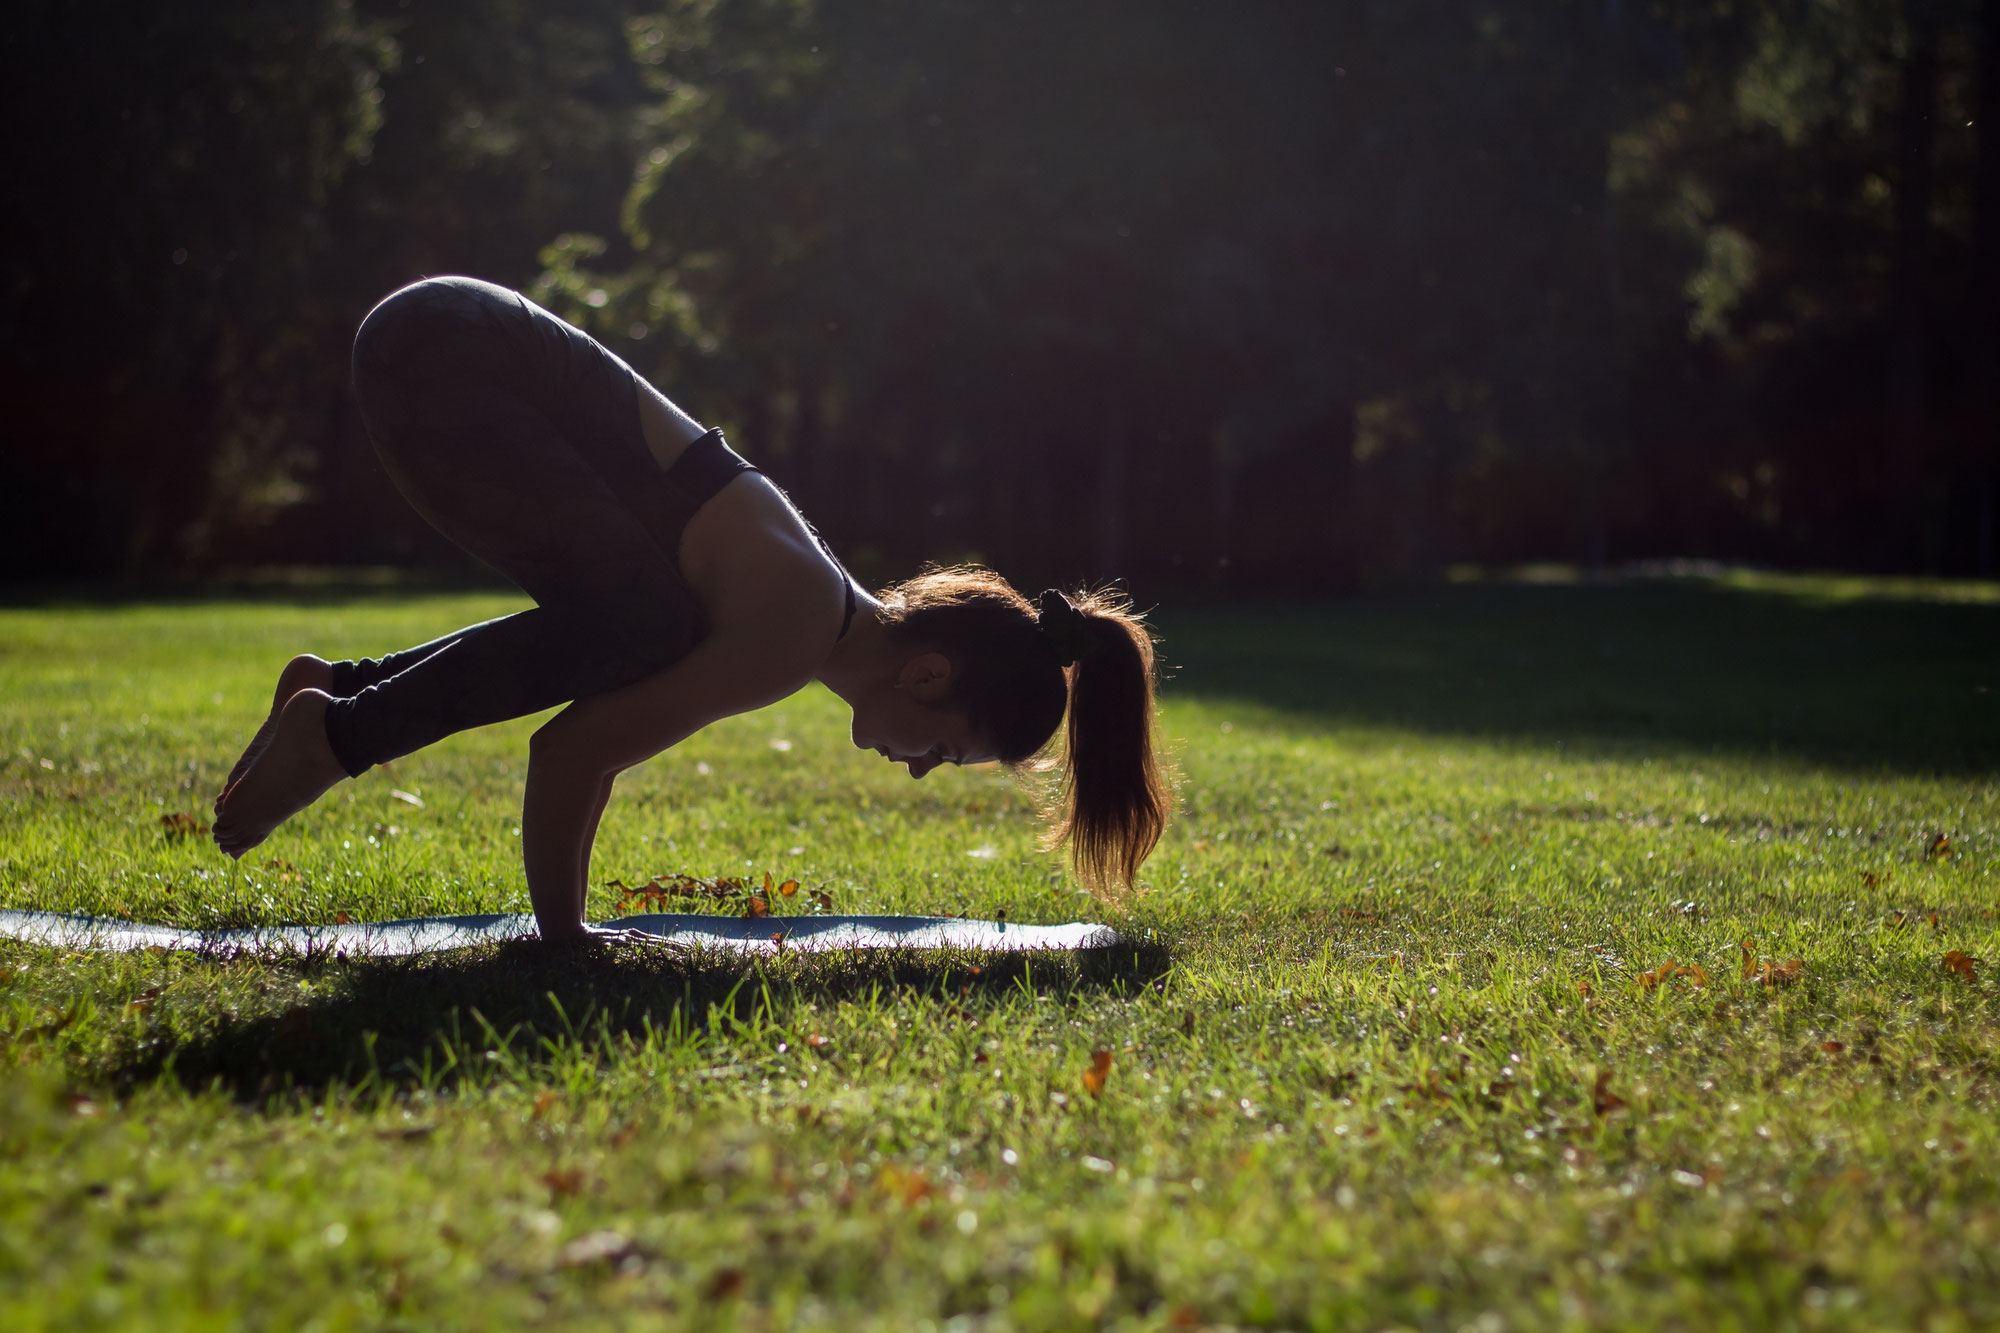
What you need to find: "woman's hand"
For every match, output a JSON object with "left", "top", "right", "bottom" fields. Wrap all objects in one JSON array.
[{"left": 519, "top": 628, "right": 815, "bottom": 941}]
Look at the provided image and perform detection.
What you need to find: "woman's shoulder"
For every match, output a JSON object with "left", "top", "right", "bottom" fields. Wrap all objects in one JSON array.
[{"left": 684, "top": 475, "right": 850, "bottom": 657}]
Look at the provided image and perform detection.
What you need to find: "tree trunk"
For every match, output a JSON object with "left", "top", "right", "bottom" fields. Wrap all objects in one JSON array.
[
  {"left": 1973, "top": 0, "right": 2000, "bottom": 575},
  {"left": 1889, "top": 2, "right": 1940, "bottom": 569}
]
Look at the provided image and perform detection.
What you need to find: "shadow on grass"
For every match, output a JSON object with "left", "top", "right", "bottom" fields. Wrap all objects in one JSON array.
[
  {"left": 1160, "top": 580, "right": 1999, "bottom": 774},
  {"left": 109, "top": 937, "right": 1174, "bottom": 1102}
]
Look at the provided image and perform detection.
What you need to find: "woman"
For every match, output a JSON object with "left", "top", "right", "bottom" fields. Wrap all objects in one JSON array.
[{"left": 212, "top": 276, "right": 1169, "bottom": 942}]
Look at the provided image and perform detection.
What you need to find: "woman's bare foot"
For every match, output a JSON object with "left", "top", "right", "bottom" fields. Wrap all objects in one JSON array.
[
  {"left": 213, "top": 689, "right": 349, "bottom": 858},
  {"left": 217, "top": 655, "right": 336, "bottom": 813}
]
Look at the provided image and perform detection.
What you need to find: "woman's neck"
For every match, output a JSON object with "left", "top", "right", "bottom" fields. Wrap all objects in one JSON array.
[{"left": 814, "top": 596, "right": 893, "bottom": 705}]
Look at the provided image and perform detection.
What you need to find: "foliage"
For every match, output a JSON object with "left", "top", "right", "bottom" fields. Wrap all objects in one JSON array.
[
  {"left": 0, "top": 580, "right": 1996, "bottom": 1325},
  {"left": 3, "top": 0, "right": 1997, "bottom": 581}
]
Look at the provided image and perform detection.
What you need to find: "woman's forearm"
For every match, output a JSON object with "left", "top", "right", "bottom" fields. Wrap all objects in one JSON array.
[
  {"left": 522, "top": 739, "right": 611, "bottom": 940},
  {"left": 577, "top": 773, "right": 616, "bottom": 922}
]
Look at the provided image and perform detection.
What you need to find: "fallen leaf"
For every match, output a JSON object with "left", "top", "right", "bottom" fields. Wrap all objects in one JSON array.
[
  {"left": 541, "top": 1167, "right": 585, "bottom": 1199},
  {"left": 334, "top": 911, "right": 355, "bottom": 926},
  {"left": 125, "top": 985, "right": 162, "bottom": 1011},
  {"left": 777, "top": 878, "right": 800, "bottom": 898},
  {"left": 1738, "top": 942, "right": 1756, "bottom": 981},
  {"left": 273, "top": 1004, "right": 316, "bottom": 1046},
  {"left": 1927, "top": 910, "right": 1939, "bottom": 928},
  {"left": 1082, "top": 1048, "right": 1115, "bottom": 1097},
  {"left": 811, "top": 889, "right": 834, "bottom": 912},
  {"left": 743, "top": 895, "right": 770, "bottom": 920},
  {"left": 1592, "top": 1070, "right": 1627, "bottom": 1116},
  {"left": 159, "top": 812, "right": 209, "bottom": 840},
  {"left": 1577, "top": 980, "right": 1593, "bottom": 998},
  {"left": 1639, "top": 960, "right": 1693, "bottom": 991},
  {"left": 531, "top": 1089, "right": 560, "bottom": 1119},
  {"left": 878, "top": 1163, "right": 934, "bottom": 1206},
  {"left": 1861, "top": 870, "right": 1882, "bottom": 888},
  {"left": 705, "top": 1268, "right": 746, "bottom": 1300},
  {"left": 1759, "top": 958, "right": 1804, "bottom": 986},
  {"left": 806, "top": 1033, "right": 833, "bottom": 1052},
  {"left": 1821, "top": 1040, "right": 1845, "bottom": 1054},
  {"left": 1927, "top": 833, "right": 1952, "bottom": 861},
  {"left": 1944, "top": 951, "right": 1979, "bottom": 983}
]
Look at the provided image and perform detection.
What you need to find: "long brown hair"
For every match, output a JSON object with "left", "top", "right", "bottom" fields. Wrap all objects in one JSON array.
[{"left": 878, "top": 564, "right": 1171, "bottom": 891}]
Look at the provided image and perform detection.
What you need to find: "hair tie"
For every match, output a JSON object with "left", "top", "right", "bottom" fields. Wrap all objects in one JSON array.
[{"left": 1035, "top": 589, "right": 1097, "bottom": 667}]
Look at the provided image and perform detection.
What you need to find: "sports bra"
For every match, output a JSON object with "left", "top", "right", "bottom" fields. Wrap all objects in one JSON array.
[{"left": 657, "top": 426, "right": 858, "bottom": 641}]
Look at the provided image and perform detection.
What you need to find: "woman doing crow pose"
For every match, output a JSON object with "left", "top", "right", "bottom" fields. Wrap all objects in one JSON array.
[{"left": 210, "top": 276, "right": 1169, "bottom": 941}]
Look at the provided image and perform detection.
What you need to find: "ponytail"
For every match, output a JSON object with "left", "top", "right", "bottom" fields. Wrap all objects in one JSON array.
[
  {"left": 1041, "top": 587, "right": 1170, "bottom": 893},
  {"left": 877, "top": 566, "right": 1172, "bottom": 892}
]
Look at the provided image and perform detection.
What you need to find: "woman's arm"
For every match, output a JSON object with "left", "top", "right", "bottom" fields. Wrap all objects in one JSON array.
[{"left": 522, "top": 631, "right": 811, "bottom": 941}]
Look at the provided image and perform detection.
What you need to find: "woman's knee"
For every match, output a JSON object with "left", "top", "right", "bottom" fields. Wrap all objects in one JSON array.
[{"left": 354, "top": 278, "right": 478, "bottom": 369}]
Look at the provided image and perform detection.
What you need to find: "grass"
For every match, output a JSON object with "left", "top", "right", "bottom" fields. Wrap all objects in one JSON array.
[{"left": 0, "top": 576, "right": 1995, "bottom": 1331}]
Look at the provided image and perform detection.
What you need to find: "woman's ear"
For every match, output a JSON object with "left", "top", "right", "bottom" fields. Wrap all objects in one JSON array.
[{"left": 898, "top": 651, "right": 954, "bottom": 703}]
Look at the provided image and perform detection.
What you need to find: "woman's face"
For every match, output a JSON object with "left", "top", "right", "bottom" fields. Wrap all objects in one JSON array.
[{"left": 848, "top": 652, "right": 997, "bottom": 779}]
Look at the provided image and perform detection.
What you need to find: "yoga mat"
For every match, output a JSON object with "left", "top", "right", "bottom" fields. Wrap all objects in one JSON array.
[{"left": 0, "top": 909, "right": 1121, "bottom": 958}]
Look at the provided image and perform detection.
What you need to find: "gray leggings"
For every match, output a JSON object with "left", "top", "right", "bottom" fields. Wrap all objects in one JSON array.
[{"left": 323, "top": 276, "right": 764, "bottom": 776}]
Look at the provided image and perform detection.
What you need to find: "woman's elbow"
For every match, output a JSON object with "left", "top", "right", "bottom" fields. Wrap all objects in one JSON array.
[{"left": 528, "top": 718, "right": 614, "bottom": 779}]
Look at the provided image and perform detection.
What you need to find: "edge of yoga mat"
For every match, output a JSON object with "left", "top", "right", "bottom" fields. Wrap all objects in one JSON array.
[{"left": 0, "top": 909, "right": 1122, "bottom": 957}]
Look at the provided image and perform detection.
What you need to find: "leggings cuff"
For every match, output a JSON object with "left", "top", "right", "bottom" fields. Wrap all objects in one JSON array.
[
  {"left": 321, "top": 696, "right": 373, "bottom": 779},
  {"left": 325, "top": 659, "right": 361, "bottom": 697}
]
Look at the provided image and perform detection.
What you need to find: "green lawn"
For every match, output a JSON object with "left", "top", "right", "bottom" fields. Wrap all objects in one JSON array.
[{"left": 1, "top": 576, "right": 1995, "bottom": 1330}]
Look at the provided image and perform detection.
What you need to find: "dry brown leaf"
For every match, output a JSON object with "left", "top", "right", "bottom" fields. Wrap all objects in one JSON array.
[
  {"left": 1927, "top": 833, "right": 1952, "bottom": 861},
  {"left": 777, "top": 878, "right": 800, "bottom": 898},
  {"left": 705, "top": 1268, "right": 746, "bottom": 1301},
  {"left": 334, "top": 911, "right": 355, "bottom": 926},
  {"left": 1082, "top": 1048, "right": 1115, "bottom": 1097},
  {"left": 1592, "top": 1070, "right": 1627, "bottom": 1116},
  {"left": 743, "top": 895, "right": 770, "bottom": 920},
  {"left": 531, "top": 1089, "right": 560, "bottom": 1119},
  {"left": 1738, "top": 942, "right": 1756, "bottom": 981},
  {"left": 806, "top": 1033, "right": 833, "bottom": 1052},
  {"left": 159, "top": 812, "right": 209, "bottom": 841},
  {"left": 1944, "top": 951, "right": 1979, "bottom": 983},
  {"left": 878, "top": 1164, "right": 934, "bottom": 1207},
  {"left": 541, "top": 1167, "right": 585, "bottom": 1199},
  {"left": 1640, "top": 961, "right": 1697, "bottom": 991},
  {"left": 811, "top": 889, "right": 834, "bottom": 911},
  {"left": 1821, "top": 1040, "right": 1845, "bottom": 1053},
  {"left": 1764, "top": 958, "right": 1804, "bottom": 986}
]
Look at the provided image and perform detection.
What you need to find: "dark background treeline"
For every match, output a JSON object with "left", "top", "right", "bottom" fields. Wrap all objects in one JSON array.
[{"left": 5, "top": 0, "right": 1996, "bottom": 591}]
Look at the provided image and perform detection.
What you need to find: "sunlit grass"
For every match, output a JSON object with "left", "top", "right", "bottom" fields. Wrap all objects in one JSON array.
[{"left": 1, "top": 581, "right": 1995, "bottom": 1329}]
